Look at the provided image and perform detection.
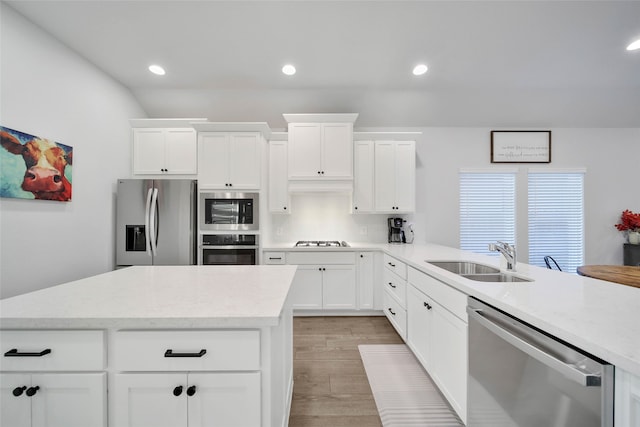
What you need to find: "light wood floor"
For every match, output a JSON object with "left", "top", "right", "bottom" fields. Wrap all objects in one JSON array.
[{"left": 289, "top": 316, "right": 404, "bottom": 427}]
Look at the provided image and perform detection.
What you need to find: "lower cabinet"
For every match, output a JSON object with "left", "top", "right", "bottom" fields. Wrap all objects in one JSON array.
[
  {"left": 356, "top": 252, "right": 375, "bottom": 309},
  {"left": 406, "top": 268, "right": 468, "bottom": 424},
  {"left": 615, "top": 368, "right": 640, "bottom": 427},
  {"left": 0, "top": 372, "right": 106, "bottom": 427},
  {"left": 113, "top": 372, "right": 260, "bottom": 427}
]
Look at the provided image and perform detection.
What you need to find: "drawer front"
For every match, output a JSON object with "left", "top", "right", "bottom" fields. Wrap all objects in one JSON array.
[
  {"left": 383, "top": 268, "right": 406, "bottom": 308},
  {"left": 0, "top": 330, "right": 105, "bottom": 371},
  {"left": 383, "top": 291, "right": 407, "bottom": 341},
  {"left": 263, "top": 251, "right": 286, "bottom": 264},
  {"left": 383, "top": 254, "right": 407, "bottom": 279},
  {"left": 408, "top": 267, "right": 467, "bottom": 321},
  {"left": 287, "top": 251, "right": 355, "bottom": 265},
  {"left": 113, "top": 330, "right": 260, "bottom": 371}
]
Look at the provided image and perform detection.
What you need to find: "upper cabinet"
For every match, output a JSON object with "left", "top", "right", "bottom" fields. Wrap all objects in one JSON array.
[
  {"left": 192, "top": 122, "right": 270, "bottom": 191},
  {"left": 268, "top": 135, "right": 289, "bottom": 213},
  {"left": 353, "top": 133, "right": 418, "bottom": 214},
  {"left": 374, "top": 140, "right": 415, "bottom": 213},
  {"left": 198, "top": 132, "right": 261, "bottom": 190},
  {"left": 284, "top": 114, "right": 358, "bottom": 192},
  {"left": 132, "top": 127, "right": 199, "bottom": 176}
]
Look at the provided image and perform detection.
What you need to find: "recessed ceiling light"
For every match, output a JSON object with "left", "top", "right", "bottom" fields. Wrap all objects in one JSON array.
[
  {"left": 412, "top": 64, "right": 428, "bottom": 76},
  {"left": 282, "top": 64, "right": 296, "bottom": 76},
  {"left": 148, "top": 65, "right": 166, "bottom": 75},
  {"left": 627, "top": 39, "right": 640, "bottom": 51}
]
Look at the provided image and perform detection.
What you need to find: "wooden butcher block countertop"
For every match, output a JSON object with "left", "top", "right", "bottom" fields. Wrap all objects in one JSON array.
[{"left": 577, "top": 265, "right": 640, "bottom": 288}]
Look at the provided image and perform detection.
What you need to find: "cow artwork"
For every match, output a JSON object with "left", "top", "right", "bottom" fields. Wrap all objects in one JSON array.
[{"left": 0, "top": 126, "right": 73, "bottom": 202}]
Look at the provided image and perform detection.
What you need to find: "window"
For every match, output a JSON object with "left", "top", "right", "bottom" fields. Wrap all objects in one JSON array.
[
  {"left": 528, "top": 172, "right": 584, "bottom": 272},
  {"left": 459, "top": 172, "right": 516, "bottom": 256}
]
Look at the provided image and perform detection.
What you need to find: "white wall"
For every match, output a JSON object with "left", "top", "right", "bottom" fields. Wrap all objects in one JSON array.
[
  {"left": 266, "top": 127, "right": 640, "bottom": 266},
  {"left": 0, "top": 4, "right": 146, "bottom": 299}
]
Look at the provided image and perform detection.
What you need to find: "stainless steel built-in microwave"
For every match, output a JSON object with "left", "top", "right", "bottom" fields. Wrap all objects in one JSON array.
[{"left": 199, "top": 192, "right": 259, "bottom": 231}]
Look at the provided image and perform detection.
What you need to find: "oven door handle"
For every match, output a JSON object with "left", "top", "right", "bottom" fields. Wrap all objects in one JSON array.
[
  {"left": 201, "top": 245, "right": 259, "bottom": 250},
  {"left": 467, "top": 307, "right": 602, "bottom": 387}
]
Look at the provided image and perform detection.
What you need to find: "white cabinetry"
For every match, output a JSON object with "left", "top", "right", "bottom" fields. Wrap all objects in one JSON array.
[
  {"left": 113, "top": 372, "right": 260, "bottom": 427},
  {"left": 382, "top": 254, "right": 407, "bottom": 339},
  {"left": 406, "top": 267, "right": 467, "bottom": 424},
  {"left": 353, "top": 141, "right": 374, "bottom": 212},
  {"left": 111, "top": 330, "right": 261, "bottom": 427},
  {"left": 287, "top": 123, "right": 353, "bottom": 180},
  {"left": 132, "top": 128, "right": 198, "bottom": 175},
  {"left": 374, "top": 141, "right": 415, "bottom": 213},
  {"left": 0, "top": 330, "right": 107, "bottom": 427},
  {"left": 198, "top": 132, "right": 261, "bottom": 190},
  {"left": 268, "top": 138, "right": 289, "bottom": 213},
  {"left": 615, "top": 368, "right": 640, "bottom": 427},
  {"left": 283, "top": 251, "right": 357, "bottom": 311},
  {"left": 356, "top": 252, "right": 375, "bottom": 309}
]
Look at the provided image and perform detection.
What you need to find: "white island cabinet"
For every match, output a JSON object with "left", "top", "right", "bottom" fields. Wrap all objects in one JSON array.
[{"left": 0, "top": 265, "right": 297, "bottom": 427}]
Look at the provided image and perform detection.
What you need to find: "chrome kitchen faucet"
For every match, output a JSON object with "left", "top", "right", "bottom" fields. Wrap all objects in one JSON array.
[{"left": 488, "top": 241, "right": 517, "bottom": 271}]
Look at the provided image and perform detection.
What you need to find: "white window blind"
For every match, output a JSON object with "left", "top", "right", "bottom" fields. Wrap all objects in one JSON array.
[
  {"left": 459, "top": 172, "right": 516, "bottom": 256},
  {"left": 528, "top": 172, "right": 584, "bottom": 272}
]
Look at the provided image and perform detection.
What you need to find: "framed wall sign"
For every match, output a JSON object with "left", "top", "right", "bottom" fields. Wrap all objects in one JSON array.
[{"left": 491, "top": 130, "right": 551, "bottom": 163}]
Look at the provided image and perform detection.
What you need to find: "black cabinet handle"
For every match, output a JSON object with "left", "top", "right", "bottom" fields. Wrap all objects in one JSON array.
[
  {"left": 269, "top": 257, "right": 282, "bottom": 260},
  {"left": 173, "top": 386, "right": 183, "bottom": 396},
  {"left": 186, "top": 385, "right": 197, "bottom": 397},
  {"left": 25, "top": 386, "right": 39, "bottom": 397},
  {"left": 317, "top": 171, "right": 321, "bottom": 175},
  {"left": 388, "top": 262, "right": 395, "bottom": 267},
  {"left": 354, "top": 206, "right": 358, "bottom": 210},
  {"left": 388, "top": 282, "right": 396, "bottom": 288},
  {"left": 283, "top": 206, "right": 287, "bottom": 210},
  {"left": 12, "top": 386, "right": 26, "bottom": 397},
  {"left": 164, "top": 349, "right": 207, "bottom": 358},
  {"left": 360, "top": 254, "right": 363, "bottom": 258},
  {"left": 4, "top": 348, "right": 51, "bottom": 357},
  {"left": 424, "top": 302, "right": 432, "bottom": 310},
  {"left": 229, "top": 183, "right": 233, "bottom": 187},
  {"left": 388, "top": 308, "right": 396, "bottom": 316},
  {"left": 321, "top": 171, "right": 325, "bottom": 175}
]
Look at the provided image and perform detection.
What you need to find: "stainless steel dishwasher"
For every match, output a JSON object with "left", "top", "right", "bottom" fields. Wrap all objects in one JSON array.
[{"left": 467, "top": 297, "right": 614, "bottom": 427}]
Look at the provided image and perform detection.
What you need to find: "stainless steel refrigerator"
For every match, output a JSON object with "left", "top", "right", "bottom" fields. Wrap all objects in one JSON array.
[{"left": 116, "top": 179, "right": 197, "bottom": 266}]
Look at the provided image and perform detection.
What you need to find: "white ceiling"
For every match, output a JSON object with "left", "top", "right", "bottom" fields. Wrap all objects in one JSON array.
[{"left": 6, "top": 0, "right": 640, "bottom": 129}]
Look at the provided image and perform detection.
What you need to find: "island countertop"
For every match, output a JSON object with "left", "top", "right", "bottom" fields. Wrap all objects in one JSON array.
[{"left": 0, "top": 265, "right": 297, "bottom": 329}]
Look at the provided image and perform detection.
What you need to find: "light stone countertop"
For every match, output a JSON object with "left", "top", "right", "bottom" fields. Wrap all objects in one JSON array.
[
  {"left": 0, "top": 265, "right": 297, "bottom": 329},
  {"left": 264, "top": 241, "right": 640, "bottom": 376}
]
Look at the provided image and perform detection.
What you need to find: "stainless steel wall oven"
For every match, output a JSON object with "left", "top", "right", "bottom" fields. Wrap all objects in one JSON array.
[
  {"left": 199, "top": 192, "right": 259, "bottom": 231},
  {"left": 201, "top": 234, "right": 258, "bottom": 265}
]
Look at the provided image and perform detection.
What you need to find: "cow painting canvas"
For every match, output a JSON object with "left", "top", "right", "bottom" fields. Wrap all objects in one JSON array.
[{"left": 0, "top": 126, "right": 73, "bottom": 202}]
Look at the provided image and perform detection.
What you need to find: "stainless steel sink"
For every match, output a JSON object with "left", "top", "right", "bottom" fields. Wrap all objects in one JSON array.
[
  {"left": 462, "top": 273, "right": 532, "bottom": 283},
  {"left": 427, "top": 261, "right": 532, "bottom": 282},
  {"left": 427, "top": 261, "right": 500, "bottom": 275}
]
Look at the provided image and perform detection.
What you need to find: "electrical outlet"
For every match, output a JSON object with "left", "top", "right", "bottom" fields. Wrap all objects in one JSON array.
[
  {"left": 359, "top": 226, "right": 368, "bottom": 235},
  {"left": 276, "top": 227, "right": 283, "bottom": 236}
]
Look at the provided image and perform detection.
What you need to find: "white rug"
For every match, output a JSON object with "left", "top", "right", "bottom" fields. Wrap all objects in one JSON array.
[{"left": 359, "top": 344, "right": 464, "bottom": 427}]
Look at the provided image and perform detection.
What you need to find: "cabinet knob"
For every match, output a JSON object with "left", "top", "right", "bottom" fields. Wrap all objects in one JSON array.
[
  {"left": 321, "top": 171, "right": 325, "bottom": 175},
  {"left": 229, "top": 183, "right": 233, "bottom": 187},
  {"left": 186, "top": 385, "right": 197, "bottom": 397},
  {"left": 12, "top": 386, "right": 26, "bottom": 397},
  {"left": 25, "top": 386, "right": 39, "bottom": 397},
  {"left": 283, "top": 206, "right": 287, "bottom": 210},
  {"left": 317, "top": 171, "right": 321, "bottom": 175},
  {"left": 173, "top": 386, "right": 183, "bottom": 396},
  {"left": 424, "top": 302, "right": 432, "bottom": 310},
  {"left": 354, "top": 206, "right": 358, "bottom": 210},
  {"left": 360, "top": 254, "right": 364, "bottom": 258}
]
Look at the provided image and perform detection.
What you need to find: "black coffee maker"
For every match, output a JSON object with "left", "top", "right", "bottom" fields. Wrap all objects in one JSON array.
[{"left": 388, "top": 218, "right": 405, "bottom": 243}]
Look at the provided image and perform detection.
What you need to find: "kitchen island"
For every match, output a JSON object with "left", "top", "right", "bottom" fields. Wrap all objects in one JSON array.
[{"left": 0, "top": 265, "right": 297, "bottom": 427}]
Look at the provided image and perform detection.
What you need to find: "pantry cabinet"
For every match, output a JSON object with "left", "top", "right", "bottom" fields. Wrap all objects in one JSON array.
[
  {"left": 112, "top": 372, "right": 260, "bottom": 427},
  {"left": 268, "top": 138, "right": 289, "bottom": 213},
  {"left": 374, "top": 141, "right": 415, "bottom": 213},
  {"left": 198, "top": 132, "right": 261, "bottom": 190},
  {"left": 132, "top": 128, "right": 198, "bottom": 175}
]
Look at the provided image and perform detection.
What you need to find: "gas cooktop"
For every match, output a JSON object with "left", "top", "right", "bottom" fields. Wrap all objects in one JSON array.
[{"left": 294, "top": 240, "right": 350, "bottom": 248}]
